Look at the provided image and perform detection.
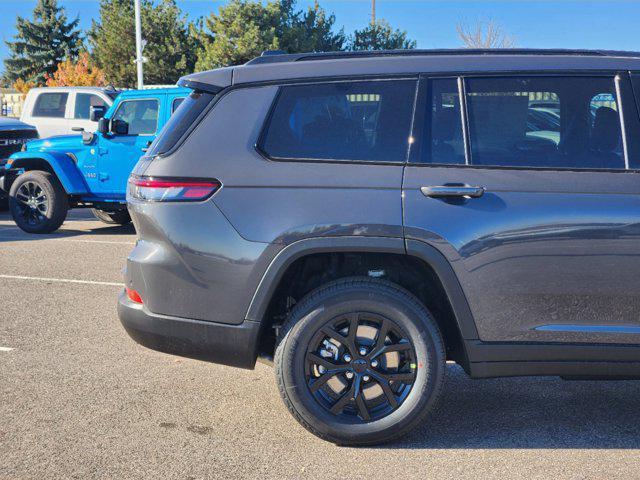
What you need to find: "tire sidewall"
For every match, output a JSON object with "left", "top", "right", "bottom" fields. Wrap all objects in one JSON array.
[
  {"left": 277, "top": 283, "right": 445, "bottom": 445},
  {"left": 9, "top": 171, "right": 68, "bottom": 234}
]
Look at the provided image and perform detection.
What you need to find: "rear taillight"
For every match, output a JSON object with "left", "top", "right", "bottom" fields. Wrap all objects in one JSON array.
[{"left": 128, "top": 176, "right": 220, "bottom": 202}]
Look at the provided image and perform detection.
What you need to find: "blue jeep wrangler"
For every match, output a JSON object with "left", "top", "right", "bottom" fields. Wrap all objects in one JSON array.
[{"left": 1, "top": 87, "right": 189, "bottom": 233}]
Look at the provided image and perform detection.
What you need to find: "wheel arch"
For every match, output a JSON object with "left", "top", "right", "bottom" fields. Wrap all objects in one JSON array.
[
  {"left": 247, "top": 236, "right": 479, "bottom": 366},
  {"left": 7, "top": 152, "right": 88, "bottom": 195}
]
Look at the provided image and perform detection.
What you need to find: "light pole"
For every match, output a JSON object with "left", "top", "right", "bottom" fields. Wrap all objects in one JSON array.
[
  {"left": 134, "top": 0, "right": 144, "bottom": 89},
  {"left": 371, "top": 0, "right": 376, "bottom": 25}
]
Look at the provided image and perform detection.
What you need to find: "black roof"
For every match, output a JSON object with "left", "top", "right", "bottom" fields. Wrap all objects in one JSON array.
[{"left": 246, "top": 48, "right": 640, "bottom": 65}]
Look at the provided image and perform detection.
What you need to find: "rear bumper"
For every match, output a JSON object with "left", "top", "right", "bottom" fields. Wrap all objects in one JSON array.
[{"left": 118, "top": 291, "right": 261, "bottom": 369}]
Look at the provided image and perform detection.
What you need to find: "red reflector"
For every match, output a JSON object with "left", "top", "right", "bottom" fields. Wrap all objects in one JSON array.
[
  {"left": 128, "top": 176, "right": 220, "bottom": 202},
  {"left": 126, "top": 287, "right": 143, "bottom": 304}
]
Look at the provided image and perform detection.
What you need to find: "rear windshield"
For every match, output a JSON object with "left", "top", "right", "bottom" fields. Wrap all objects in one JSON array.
[{"left": 146, "top": 91, "right": 215, "bottom": 156}]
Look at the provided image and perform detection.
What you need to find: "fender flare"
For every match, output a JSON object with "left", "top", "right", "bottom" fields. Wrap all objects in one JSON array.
[
  {"left": 7, "top": 151, "right": 89, "bottom": 195},
  {"left": 244, "top": 236, "right": 479, "bottom": 341}
]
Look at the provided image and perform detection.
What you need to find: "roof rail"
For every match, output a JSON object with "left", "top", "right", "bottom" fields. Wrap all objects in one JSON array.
[{"left": 246, "top": 48, "right": 640, "bottom": 66}]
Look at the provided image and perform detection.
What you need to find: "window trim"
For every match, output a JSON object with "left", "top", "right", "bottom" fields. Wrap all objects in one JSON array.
[
  {"left": 412, "top": 71, "right": 635, "bottom": 173},
  {"left": 110, "top": 98, "right": 160, "bottom": 137},
  {"left": 255, "top": 76, "right": 420, "bottom": 166}
]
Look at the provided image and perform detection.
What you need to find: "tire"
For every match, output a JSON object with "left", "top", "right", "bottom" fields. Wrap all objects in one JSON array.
[
  {"left": 274, "top": 277, "right": 446, "bottom": 446},
  {"left": 8, "top": 170, "right": 68, "bottom": 234},
  {"left": 91, "top": 208, "right": 131, "bottom": 225}
]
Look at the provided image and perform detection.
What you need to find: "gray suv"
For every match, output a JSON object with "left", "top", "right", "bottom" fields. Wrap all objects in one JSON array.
[{"left": 118, "top": 49, "right": 640, "bottom": 445}]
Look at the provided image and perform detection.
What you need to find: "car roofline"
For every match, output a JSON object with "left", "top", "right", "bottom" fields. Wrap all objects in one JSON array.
[{"left": 245, "top": 48, "right": 640, "bottom": 65}]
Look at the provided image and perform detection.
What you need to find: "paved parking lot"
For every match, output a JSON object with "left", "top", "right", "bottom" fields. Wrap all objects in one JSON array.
[{"left": 1, "top": 210, "right": 640, "bottom": 479}]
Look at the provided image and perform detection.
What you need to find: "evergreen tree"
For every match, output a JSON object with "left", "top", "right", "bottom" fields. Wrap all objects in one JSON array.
[
  {"left": 349, "top": 20, "right": 416, "bottom": 51},
  {"left": 89, "top": 0, "right": 197, "bottom": 87},
  {"left": 3, "top": 0, "right": 82, "bottom": 86},
  {"left": 195, "top": 0, "right": 345, "bottom": 70}
]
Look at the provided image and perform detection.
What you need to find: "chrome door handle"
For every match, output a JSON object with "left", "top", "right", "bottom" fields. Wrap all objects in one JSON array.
[{"left": 421, "top": 185, "right": 485, "bottom": 198}]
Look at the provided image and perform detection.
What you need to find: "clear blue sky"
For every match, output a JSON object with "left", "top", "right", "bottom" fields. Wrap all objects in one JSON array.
[{"left": 1, "top": 0, "right": 639, "bottom": 70}]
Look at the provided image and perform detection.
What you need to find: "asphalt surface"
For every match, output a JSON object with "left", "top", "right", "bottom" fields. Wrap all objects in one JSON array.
[{"left": 1, "top": 209, "right": 640, "bottom": 479}]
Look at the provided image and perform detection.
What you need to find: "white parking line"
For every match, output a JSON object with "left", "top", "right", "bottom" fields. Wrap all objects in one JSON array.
[
  {"left": 0, "top": 347, "right": 14, "bottom": 352},
  {"left": 0, "top": 274, "right": 122, "bottom": 287}
]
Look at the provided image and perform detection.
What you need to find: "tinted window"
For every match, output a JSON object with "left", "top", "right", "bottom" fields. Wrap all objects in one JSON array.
[
  {"left": 423, "top": 78, "right": 465, "bottom": 164},
  {"left": 32, "top": 92, "right": 68, "bottom": 118},
  {"left": 465, "top": 77, "right": 624, "bottom": 170},
  {"left": 172, "top": 97, "right": 185, "bottom": 113},
  {"left": 111, "top": 99, "right": 159, "bottom": 135},
  {"left": 261, "top": 80, "right": 416, "bottom": 162},
  {"left": 146, "top": 91, "right": 215, "bottom": 157},
  {"left": 74, "top": 93, "right": 108, "bottom": 120}
]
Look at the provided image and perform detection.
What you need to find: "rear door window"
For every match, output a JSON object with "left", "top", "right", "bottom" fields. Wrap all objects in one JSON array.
[
  {"left": 32, "top": 92, "right": 68, "bottom": 118},
  {"left": 260, "top": 80, "right": 417, "bottom": 163},
  {"left": 464, "top": 76, "right": 625, "bottom": 170},
  {"left": 421, "top": 78, "right": 465, "bottom": 164}
]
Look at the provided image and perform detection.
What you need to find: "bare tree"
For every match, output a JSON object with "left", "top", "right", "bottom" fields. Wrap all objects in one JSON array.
[{"left": 456, "top": 19, "right": 515, "bottom": 49}]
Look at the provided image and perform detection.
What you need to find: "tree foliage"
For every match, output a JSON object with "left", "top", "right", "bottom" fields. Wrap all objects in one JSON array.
[
  {"left": 3, "top": 0, "right": 82, "bottom": 86},
  {"left": 45, "top": 52, "right": 106, "bottom": 87},
  {"left": 195, "top": 0, "right": 345, "bottom": 70},
  {"left": 89, "top": 0, "right": 197, "bottom": 87},
  {"left": 456, "top": 19, "right": 515, "bottom": 49},
  {"left": 348, "top": 19, "right": 416, "bottom": 51},
  {"left": 13, "top": 78, "right": 37, "bottom": 95}
]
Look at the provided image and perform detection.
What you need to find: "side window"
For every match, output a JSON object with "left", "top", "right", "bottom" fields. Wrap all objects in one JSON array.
[
  {"left": 422, "top": 78, "right": 465, "bottom": 164},
  {"left": 260, "top": 80, "right": 416, "bottom": 162},
  {"left": 111, "top": 99, "right": 159, "bottom": 135},
  {"left": 465, "top": 76, "right": 624, "bottom": 170},
  {"left": 172, "top": 97, "right": 185, "bottom": 113},
  {"left": 32, "top": 92, "right": 68, "bottom": 118},
  {"left": 74, "top": 94, "right": 109, "bottom": 120}
]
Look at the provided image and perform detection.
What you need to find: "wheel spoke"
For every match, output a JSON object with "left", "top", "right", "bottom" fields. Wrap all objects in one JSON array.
[
  {"left": 320, "top": 327, "right": 352, "bottom": 351},
  {"left": 372, "top": 318, "right": 390, "bottom": 353},
  {"left": 346, "top": 313, "right": 359, "bottom": 348},
  {"left": 307, "top": 353, "right": 342, "bottom": 371},
  {"left": 371, "top": 341, "right": 412, "bottom": 359},
  {"left": 330, "top": 383, "right": 355, "bottom": 415},
  {"left": 309, "top": 371, "right": 336, "bottom": 393},
  {"left": 370, "top": 372, "right": 399, "bottom": 409},
  {"left": 354, "top": 390, "right": 370, "bottom": 421}
]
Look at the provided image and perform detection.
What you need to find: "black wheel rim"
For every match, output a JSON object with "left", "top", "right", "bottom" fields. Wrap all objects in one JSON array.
[
  {"left": 305, "top": 312, "right": 418, "bottom": 423},
  {"left": 15, "top": 181, "right": 48, "bottom": 226}
]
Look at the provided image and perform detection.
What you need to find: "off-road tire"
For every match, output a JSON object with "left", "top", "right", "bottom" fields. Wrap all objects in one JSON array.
[{"left": 9, "top": 170, "right": 68, "bottom": 234}]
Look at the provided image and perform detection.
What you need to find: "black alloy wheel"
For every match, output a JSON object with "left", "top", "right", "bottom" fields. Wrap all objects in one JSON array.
[
  {"left": 275, "top": 277, "right": 446, "bottom": 446},
  {"left": 8, "top": 170, "right": 68, "bottom": 234},
  {"left": 14, "top": 180, "right": 48, "bottom": 227},
  {"left": 305, "top": 312, "right": 417, "bottom": 423}
]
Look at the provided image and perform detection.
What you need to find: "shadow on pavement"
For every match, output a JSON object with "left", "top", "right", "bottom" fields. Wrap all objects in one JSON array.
[
  {"left": 0, "top": 210, "right": 136, "bottom": 242},
  {"left": 392, "top": 364, "right": 640, "bottom": 449}
]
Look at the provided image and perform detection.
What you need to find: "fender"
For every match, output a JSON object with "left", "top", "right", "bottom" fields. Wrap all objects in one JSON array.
[
  {"left": 404, "top": 239, "right": 479, "bottom": 340},
  {"left": 7, "top": 151, "right": 89, "bottom": 195},
  {"left": 245, "top": 236, "right": 406, "bottom": 323},
  {"left": 244, "top": 235, "right": 480, "bottom": 342}
]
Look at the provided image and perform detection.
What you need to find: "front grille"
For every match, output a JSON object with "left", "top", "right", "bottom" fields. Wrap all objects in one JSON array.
[{"left": 0, "top": 128, "right": 38, "bottom": 158}]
